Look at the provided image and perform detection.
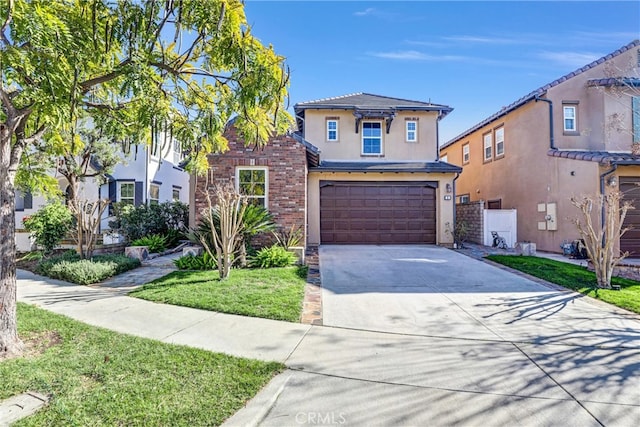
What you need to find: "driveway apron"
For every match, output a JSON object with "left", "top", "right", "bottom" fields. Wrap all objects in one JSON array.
[{"left": 227, "top": 245, "right": 640, "bottom": 426}]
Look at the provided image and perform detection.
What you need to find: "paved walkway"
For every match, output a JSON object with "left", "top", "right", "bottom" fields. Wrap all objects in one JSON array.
[{"left": 93, "top": 252, "right": 182, "bottom": 294}]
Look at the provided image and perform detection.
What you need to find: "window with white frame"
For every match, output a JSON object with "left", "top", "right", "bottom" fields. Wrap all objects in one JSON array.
[
  {"left": 172, "top": 187, "right": 180, "bottom": 201},
  {"left": 458, "top": 194, "right": 470, "bottom": 204},
  {"left": 119, "top": 182, "right": 135, "bottom": 206},
  {"left": 237, "top": 167, "right": 267, "bottom": 207},
  {"left": 405, "top": 120, "right": 418, "bottom": 142},
  {"left": 362, "top": 122, "right": 383, "bottom": 155},
  {"left": 483, "top": 132, "right": 493, "bottom": 161},
  {"left": 326, "top": 119, "right": 339, "bottom": 141},
  {"left": 173, "top": 138, "right": 182, "bottom": 165},
  {"left": 563, "top": 105, "right": 577, "bottom": 132},
  {"left": 495, "top": 127, "right": 504, "bottom": 157},
  {"left": 462, "top": 143, "right": 470, "bottom": 164},
  {"left": 440, "top": 154, "right": 448, "bottom": 163},
  {"left": 149, "top": 184, "right": 160, "bottom": 205}
]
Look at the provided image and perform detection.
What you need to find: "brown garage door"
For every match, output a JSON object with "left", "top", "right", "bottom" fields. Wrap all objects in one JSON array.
[
  {"left": 621, "top": 177, "right": 640, "bottom": 255},
  {"left": 320, "top": 181, "right": 437, "bottom": 244}
]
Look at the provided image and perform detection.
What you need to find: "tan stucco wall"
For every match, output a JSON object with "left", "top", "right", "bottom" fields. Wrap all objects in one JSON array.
[
  {"left": 440, "top": 45, "right": 640, "bottom": 252},
  {"left": 303, "top": 109, "right": 439, "bottom": 161},
  {"left": 307, "top": 172, "right": 455, "bottom": 246}
]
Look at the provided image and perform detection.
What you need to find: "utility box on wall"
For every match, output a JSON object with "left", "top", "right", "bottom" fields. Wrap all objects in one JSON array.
[{"left": 537, "top": 202, "right": 558, "bottom": 231}]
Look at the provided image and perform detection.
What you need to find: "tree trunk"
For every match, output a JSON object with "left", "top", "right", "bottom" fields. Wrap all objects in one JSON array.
[{"left": 0, "top": 134, "right": 23, "bottom": 357}]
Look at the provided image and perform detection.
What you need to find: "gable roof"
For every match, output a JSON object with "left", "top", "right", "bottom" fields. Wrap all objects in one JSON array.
[
  {"left": 441, "top": 39, "right": 640, "bottom": 150},
  {"left": 294, "top": 93, "right": 453, "bottom": 131}
]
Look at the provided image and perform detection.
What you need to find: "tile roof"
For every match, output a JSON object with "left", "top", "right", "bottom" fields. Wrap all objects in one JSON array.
[
  {"left": 547, "top": 149, "right": 640, "bottom": 165},
  {"left": 441, "top": 39, "right": 640, "bottom": 149},
  {"left": 294, "top": 92, "right": 452, "bottom": 114},
  {"left": 310, "top": 160, "right": 462, "bottom": 173}
]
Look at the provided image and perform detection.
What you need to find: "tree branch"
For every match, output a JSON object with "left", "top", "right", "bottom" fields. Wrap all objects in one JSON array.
[
  {"left": 78, "top": 58, "right": 132, "bottom": 93},
  {"left": 0, "top": 0, "right": 13, "bottom": 46}
]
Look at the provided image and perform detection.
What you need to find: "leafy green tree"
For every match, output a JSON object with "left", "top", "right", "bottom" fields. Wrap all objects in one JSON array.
[
  {"left": 23, "top": 201, "right": 74, "bottom": 254},
  {"left": 0, "top": 0, "right": 291, "bottom": 357}
]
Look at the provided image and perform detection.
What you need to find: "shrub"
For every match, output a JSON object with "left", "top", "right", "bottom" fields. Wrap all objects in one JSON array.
[
  {"left": 47, "top": 260, "right": 116, "bottom": 285},
  {"left": 174, "top": 253, "right": 217, "bottom": 270},
  {"left": 23, "top": 201, "right": 74, "bottom": 253},
  {"left": 109, "top": 200, "right": 188, "bottom": 244},
  {"left": 36, "top": 252, "right": 140, "bottom": 283},
  {"left": 130, "top": 234, "right": 167, "bottom": 253},
  {"left": 250, "top": 245, "right": 297, "bottom": 268}
]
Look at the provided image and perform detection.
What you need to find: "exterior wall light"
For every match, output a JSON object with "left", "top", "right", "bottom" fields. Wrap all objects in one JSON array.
[
  {"left": 445, "top": 183, "right": 452, "bottom": 193},
  {"left": 607, "top": 175, "right": 618, "bottom": 187}
]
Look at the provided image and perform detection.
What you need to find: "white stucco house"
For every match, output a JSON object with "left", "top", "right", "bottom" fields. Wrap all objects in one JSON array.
[{"left": 15, "top": 132, "right": 189, "bottom": 252}]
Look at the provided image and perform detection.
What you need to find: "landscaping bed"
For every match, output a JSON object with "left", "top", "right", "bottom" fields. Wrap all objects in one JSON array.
[
  {"left": 1, "top": 303, "right": 283, "bottom": 426},
  {"left": 130, "top": 266, "right": 308, "bottom": 322},
  {"left": 486, "top": 255, "right": 640, "bottom": 314}
]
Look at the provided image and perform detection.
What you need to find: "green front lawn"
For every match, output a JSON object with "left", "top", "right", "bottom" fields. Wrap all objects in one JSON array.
[
  {"left": 1, "top": 303, "right": 283, "bottom": 426},
  {"left": 486, "top": 255, "right": 640, "bottom": 314},
  {"left": 129, "top": 266, "right": 308, "bottom": 322}
]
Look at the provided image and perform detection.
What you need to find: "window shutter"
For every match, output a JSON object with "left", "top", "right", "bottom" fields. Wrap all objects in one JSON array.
[
  {"left": 134, "top": 181, "right": 144, "bottom": 206},
  {"left": 633, "top": 97, "right": 640, "bottom": 144},
  {"left": 108, "top": 180, "right": 117, "bottom": 215},
  {"left": 24, "top": 191, "right": 32, "bottom": 209}
]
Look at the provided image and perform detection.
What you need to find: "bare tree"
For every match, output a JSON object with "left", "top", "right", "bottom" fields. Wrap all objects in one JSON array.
[
  {"left": 68, "top": 198, "right": 111, "bottom": 259},
  {"left": 571, "top": 191, "right": 633, "bottom": 288}
]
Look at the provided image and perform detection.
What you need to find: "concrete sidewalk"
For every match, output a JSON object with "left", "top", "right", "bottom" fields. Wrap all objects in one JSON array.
[{"left": 17, "top": 269, "right": 310, "bottom": 363}]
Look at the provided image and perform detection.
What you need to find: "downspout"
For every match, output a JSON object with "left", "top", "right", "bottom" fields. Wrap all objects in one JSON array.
[
  {"left": 436, "top": 115, "right": 441, "bottom": 161},
  {"left": 599, "top": 164, "right": 618, "bottom": 247},
  {"left": 452, "top": 172, "right": 460, "bottom": 246},
  {"left": 534, "top": 95, "right": 555, "bottom": 150}
]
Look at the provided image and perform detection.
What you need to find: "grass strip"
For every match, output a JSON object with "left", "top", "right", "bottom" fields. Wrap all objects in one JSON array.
[
  {"left": 1, "top": 303, "right": 283, "bottom": 426},
  {"left": 486, "top": 255, "right": 640, "bottom": 314}
]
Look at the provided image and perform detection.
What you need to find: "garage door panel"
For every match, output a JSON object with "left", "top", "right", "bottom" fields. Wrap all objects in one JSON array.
[
  {"left": 619, "top": 178, "right": 640, "bottom": 254},
  {"left": 320, "top": 181, "right": 437, "bottom": 244}
]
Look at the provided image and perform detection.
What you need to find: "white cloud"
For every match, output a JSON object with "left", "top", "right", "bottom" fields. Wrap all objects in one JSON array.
[
  {"left": 442, "top": 35, "right": 518, "bottom": 45},
  {"left": 537, "top": 51, "right": 603, "bottom": 68},
  {"left": 369, "top": 50, "right": 466, "bottom": 61},
  {"left": 354, "top": 8, "right": 375, "bottom": 17}
]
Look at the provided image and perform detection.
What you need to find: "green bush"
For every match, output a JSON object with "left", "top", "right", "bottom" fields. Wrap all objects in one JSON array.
[
  {"left": 47, "top": 260, "right": 116, "bottom": 285},
  {"left": 174, "top": 253, "right": 217, "bottom": 270},
  {"left": 36, "top": 252, "right": 140, "bottom": 284},
  {"left": 130, "top": 234, "right": 167, "bottom": 253},
  {"left": 23, "top": 201, "right": 74, "bottom": 253},
  {"left": 250, "top": 245, "right": 297, "bottom": 268},
  {"left": 109, "top": 201, "right": 188, "bottom": 244}
]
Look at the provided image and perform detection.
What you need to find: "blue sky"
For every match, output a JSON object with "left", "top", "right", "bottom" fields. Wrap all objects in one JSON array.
[{"left": 243, "top": 0, "right": 640, "bottom": 143}]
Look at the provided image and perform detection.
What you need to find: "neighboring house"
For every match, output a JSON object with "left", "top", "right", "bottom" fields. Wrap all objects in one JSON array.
[
  {"left": 440, "top": 40, "right": 640, "bottom": 254},
  {"left": 15, "top": 131, "right": 189, "bottom": 251},
  {"left": 192, "top": 93, "right": 461, "bottom": 247}
]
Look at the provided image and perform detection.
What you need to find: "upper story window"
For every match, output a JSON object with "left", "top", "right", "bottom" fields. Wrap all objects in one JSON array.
[
  {"left": 119, "top": 182, "right": 135, "bottom": 206},
  {"left": 405, "top": 120, "right": 418, "bottom": 142},
  {"left": 172, "top": 187, "right": 181, "bottom": 201},
  {"left": 632, "top": 96, "right": 640, "bottom": 144},
  {"left": 462, "top": 143, "right": 470, "bottom": 164},
  {"left": 483, "top": 132, "right": 493, "bottom": 162},
  {"left": 15, "top": 190, "right": 32, "bottom": 211},
  {"left": 237, "top": 167, "right": 268, "bottom": 207},
  {"left": 326, "top": 118, "right": 339, "bottom": 142},
  {"left": 440, "top": 154, "right": 448, "bottom": 163},
  {"left": 149, "top": 184, "right": 160, "bottom": 205},
  {"left": 563, "top": 104, "right": 577, "bottom": 133},
  {"left": 362, "top": 122, "right": 383, "bottom": 155},
  {"left": 495, "top": 127, "right": 505, "bottom": 157}
]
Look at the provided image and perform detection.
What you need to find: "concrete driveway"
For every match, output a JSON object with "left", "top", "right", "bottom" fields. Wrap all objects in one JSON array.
[{"left": 227, "top": 245, "right": 640, "bottom": 426}]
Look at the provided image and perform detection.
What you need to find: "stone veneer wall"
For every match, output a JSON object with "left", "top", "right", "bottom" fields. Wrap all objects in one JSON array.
[
  {"left": 192, "top": 126, "right": 308, "bottom": 247},
  {"left": 456, "top": 201, "right": 484, "bottom": 245}
]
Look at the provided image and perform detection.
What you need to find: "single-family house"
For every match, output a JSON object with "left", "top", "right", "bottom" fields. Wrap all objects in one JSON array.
[
  {"left": 15, "top": 131, "right": 189, "bottom": 251},
  {"left": 440, "top": 40, "right": 640, "bottom": 254},
  {"left": 192, "top": 93, "right": 461, "bottom": 247}
]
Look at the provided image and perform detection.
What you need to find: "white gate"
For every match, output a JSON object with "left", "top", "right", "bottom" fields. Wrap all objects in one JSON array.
[{"left": 483, "top": 209, "right": 517, "bottom": 248}]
